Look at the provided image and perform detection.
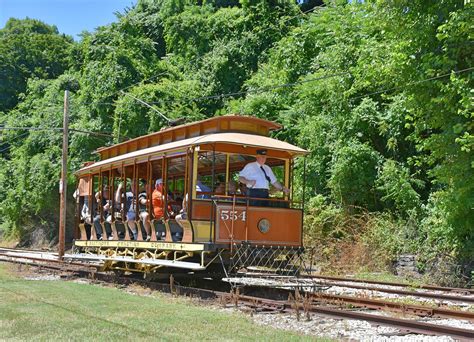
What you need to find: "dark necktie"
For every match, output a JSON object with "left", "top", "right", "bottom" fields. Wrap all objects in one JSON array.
[{"left": 260, "top": 166, "right": 271, "bottom": 183}]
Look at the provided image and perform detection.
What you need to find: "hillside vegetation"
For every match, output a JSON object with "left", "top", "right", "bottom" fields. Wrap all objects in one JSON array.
[{"left": 0, "top": 0, "right": 472, "bottom": 284}]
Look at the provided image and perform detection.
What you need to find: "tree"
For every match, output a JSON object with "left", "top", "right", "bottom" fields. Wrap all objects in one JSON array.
[{"left": 0, "top": 18, "right": 73, "bottom": 112}]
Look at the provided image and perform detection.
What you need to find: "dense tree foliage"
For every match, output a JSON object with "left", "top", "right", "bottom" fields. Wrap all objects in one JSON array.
[
  {"left": 0, "top": 0, "right": 472, "bottom": 279},
  {"left": 0, "top": 18, "right": 73, "bottom": 112}
]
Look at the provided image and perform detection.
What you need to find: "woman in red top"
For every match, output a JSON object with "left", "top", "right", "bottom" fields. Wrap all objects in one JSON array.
[{"left": 152, "top": 179, "right": 164, "bottom": 219}]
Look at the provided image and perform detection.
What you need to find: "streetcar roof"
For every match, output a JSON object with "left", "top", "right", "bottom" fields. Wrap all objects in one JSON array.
[
  {"left": 76, "top": 132, "right": 307, "bottom": 176},
  {"left": 95, "top": 115, "right": 282, "bottom": 160}
]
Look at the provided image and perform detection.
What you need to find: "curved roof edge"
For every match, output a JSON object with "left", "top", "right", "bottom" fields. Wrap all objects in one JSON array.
[
  {"left": 95, "top": 114, "right": 283, "bottom": 160},
  {"left": 77, "top": 132, "right": 308, "bottom": 176}
]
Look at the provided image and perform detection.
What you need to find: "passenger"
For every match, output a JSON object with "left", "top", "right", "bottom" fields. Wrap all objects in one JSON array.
[
  {"left": 214, "top": 182, "right": 226, "bottom": 195},
  {"left": 152, "top": 178, "right": 166, "bottom": 240},
  {"left": 137, "top": 180, "right": 151, "bottom": 241},
  {"left": 116, "top": 181, "right": 138, "bottom": 240},
  {"left": 152, "top": 178, "right": 165, "bottom": 220},
  {"left": 175, "top": 194, "right": 188, "bottom": 239},
  {"left": 228, "top": 180, "right": 237, "bottom": 195},
  {"left": 81, "top": 196, "right": 91, "bottom": 224},
  {"left": 196, "top": 176, "right": 211, "bottom": 199},
  {"left": 215, "top": 180, "right": 237, "bottom": 197},
  {"left": 238, "top": 149, "right": 289, "bottom": 206},
  {"left": 238, "top": 182, "right": 247, "bottom": 196},
  {"left": 92, "top": 188, "right": 112, "bottom": 240},
  {"left": 73, "top": 188, "right": 91, "bottom": 224}
]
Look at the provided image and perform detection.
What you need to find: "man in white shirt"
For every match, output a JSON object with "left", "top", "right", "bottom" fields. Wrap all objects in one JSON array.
[{"left": 238, "top": 149, "right": 290, "bottom": 206}]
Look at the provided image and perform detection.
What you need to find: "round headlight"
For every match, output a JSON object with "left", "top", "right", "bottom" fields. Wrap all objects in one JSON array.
[{"left": 258, "top": 218, "right": 271, "bottom": 234}]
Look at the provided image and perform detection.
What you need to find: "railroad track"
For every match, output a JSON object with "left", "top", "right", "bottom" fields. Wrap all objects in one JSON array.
[
  {"left": 310, "top": 279, "right": 474, "bottom": 304},
  {"left": 236, "top": 271, "right": 474, "bottom": 304},
  {"left": 310, "top": 274, "right": 474, "bottom": 295},
  {"left": 0, "top": 247, "right": 100, "bottom": 274},
  {"left": 237, "top": 284, "right": 474, "bottom": 322},
  {"left": 1, "top": 248, "right": 474, "bottom": 340}
]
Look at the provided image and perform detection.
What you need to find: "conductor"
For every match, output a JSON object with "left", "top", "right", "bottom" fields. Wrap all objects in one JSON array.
[{"left": 238, "top": 149, "right": 289, "bottom": 206}]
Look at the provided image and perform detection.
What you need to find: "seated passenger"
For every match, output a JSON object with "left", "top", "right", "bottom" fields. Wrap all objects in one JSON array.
[
  {"left": 214, "top": 180, "right": 237, "bottom": 198},
  {"left": 73, "top": 188, "right": 91, "bottom": 224},
  {"left": 238, "top": 182, "right": 248, "bottom": 196},
  {"left": 152, "top": 178, "right": 166, "bottom": 240},
  {"left": 214, "top": 182, "right": 226, "bottom": 195},
  {"left": 228, "top": 180, "right": 237, "bottom": 195},
  {"left": 136, "top": 180, "right": 151, "bottom": 241},
  {"left": 93, "top": 188, "right": 112, "bottom": 240},
  {"left": 152, "top": 179, "right": 165, "bottom": 220},
  {"left": 81, "top": 197, "right": 91, "bottom": 224},
  {"left": 174, "top": 193, "right": 187, "bottom": 241},
  {"left": 196, "top": 176, "right": 211, "bottom": 199},
  {"left": 116, "top": 182, "right": 139, "bottom": 240}
]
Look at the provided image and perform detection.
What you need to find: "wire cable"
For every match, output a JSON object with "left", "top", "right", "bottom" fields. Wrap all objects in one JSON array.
[
  {"left": 0, "top": 131, "right": 30, "bottom": 154},
  {"left": 0, "top": 126, "right": 115, "bottom": 137},
  {"left": 74, "top": 4, "right": 328, "bottom": 108},
  {"left": 177, "top": 71, "right": 350, "bottom": 103},
  {"left": 348, "top": 66, "right": 474, "bottom": 101},
  {"left": 90, "top": 65, "right": 472, "bottom": 107},
  {"left": 82, "top": 70, "right": 349, "bottom": 107}
]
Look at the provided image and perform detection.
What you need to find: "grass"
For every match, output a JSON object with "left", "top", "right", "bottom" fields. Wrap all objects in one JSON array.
[{"left": 0, "top": 263, "right": 323, "bottom": 341}]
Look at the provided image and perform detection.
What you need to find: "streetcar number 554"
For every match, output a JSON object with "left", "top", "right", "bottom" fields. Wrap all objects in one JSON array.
[{"left": 220, "top": 210, "right": 246, "bottom": 222}]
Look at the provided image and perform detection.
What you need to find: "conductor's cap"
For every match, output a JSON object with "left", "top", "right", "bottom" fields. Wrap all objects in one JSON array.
[{"left": 256, "top": 149, "right": 267, "bottom": 156}]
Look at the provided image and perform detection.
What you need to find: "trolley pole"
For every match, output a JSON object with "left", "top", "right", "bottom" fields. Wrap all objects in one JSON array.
[{"left": 59, "top": 90, "right": 69, "bottom": 259}]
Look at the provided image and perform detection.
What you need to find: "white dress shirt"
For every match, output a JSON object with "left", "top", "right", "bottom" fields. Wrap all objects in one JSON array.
[{"left": 239, "top": 162, "right": 277, "bottom": 189}]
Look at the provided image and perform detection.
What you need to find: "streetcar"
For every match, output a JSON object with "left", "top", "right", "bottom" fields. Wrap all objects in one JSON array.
[{"left": 70, "top": 115, "right": 308, "bottom": 275}]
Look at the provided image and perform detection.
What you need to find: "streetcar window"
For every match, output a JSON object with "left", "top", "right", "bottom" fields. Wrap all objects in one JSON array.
[
  {"left": 197, "top": 151, "right": 227, "bottom": 195},
  {"left": 229, "top": 154, "right": 287, "bottom": 199},
  {"left": 196, "top": 151, "right": 287, "bottom": 199}
]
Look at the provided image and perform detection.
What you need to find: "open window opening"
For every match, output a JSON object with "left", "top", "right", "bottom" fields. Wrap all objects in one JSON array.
[{"left": 195, "top": 150, "right": 289, "bottom": 204}]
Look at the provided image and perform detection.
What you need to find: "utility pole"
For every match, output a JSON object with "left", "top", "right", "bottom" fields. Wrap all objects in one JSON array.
[{"left": 59, "top": 90, "right": 69, "bottom": 259}]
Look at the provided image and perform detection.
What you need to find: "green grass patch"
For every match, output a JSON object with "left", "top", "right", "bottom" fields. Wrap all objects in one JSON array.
[{"left": 0, "top": 263, "right": 322, "bottom": 341}]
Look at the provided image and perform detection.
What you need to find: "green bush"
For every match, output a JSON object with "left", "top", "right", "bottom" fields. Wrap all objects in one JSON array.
[
  {"left": 376, "top": 159, "right": 423, "bottom": 217},
  {"left": 328, "top": 141, "right": 382, "bottom": 210}
]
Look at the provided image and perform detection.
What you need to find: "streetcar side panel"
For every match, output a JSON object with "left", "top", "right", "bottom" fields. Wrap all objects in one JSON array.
[{"left": 215, "top": 204, "right": 302, "bottom": 246}]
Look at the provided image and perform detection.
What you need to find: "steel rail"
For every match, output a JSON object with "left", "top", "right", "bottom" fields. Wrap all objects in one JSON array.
[
  {"left": 312, "top": 292, "right": 474, "bottom": 322},
  {"left": 2, "top": 248, "right": 473, "bottom": 304},
  {"left": 310, "top": 280, "right": 474, "bottom": 304},
  {"left": 240, "top": 284, "right": 474, "bottom": 322},
  {"left": 239, "top": 271, "right": 474, "bottom": 295},
  {"left": 235, "top": 273, "right": 474, "bottom": 304},
  {"left": 0, "top": 253, "right": 101, "bottom": 272},
  {"left": 309, "top": 275, "right": 474, "bottom": 295},
  {"left": 306, "top": 303, "right": 474, "bottom": 340},
  {"left": 231, "top": 294, "right": 474, "bottom": 340},
  {"left": 0, "top": 247, "right": 57, "bottom": 254}
]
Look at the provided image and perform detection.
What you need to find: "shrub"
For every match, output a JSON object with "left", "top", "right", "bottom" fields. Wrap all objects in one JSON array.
[{"left": 328, "top": 140, "right": 382, "bottom": 211}]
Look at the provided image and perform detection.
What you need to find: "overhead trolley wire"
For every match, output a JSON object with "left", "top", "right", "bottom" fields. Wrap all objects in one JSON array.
[
  {"left": 0, "top": 126, "right": 115, "bottom": 137},
  {"left": 0, "top": 131, "right": 30, "bottom": 154},
  {"left": 75, "top": 3, "right": 328, "bottom": 108},
  {"left": 7, "top": 67, "right": 471, "bottom": 131},
  {"left": 0, "top": 126, "right": 116, "bottom": 155},
  {"left": 91, "top": 70, "right": 172, "bottom": 106},
  {"left": 348, "top": 66, "right": 474, "bottom": 101},
  {"left": 87, "top": 65, "right": 472, "bottom": 107},
  {"left": 171, "top": 71, "right": 350, "bottom": 103},
  {"left": 150, "top": 65, "right": 473, "bottom": 104},
  {"left": 80, "top": 70, "right": 349, "bottom": 107}
]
